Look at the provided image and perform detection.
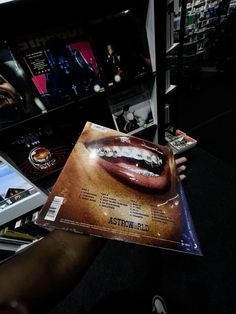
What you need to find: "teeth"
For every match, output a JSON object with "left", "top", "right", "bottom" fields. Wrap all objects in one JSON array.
[
  {"left": 131, "top": 148, "right": 143, "bottom": 160},
  {"left": 112, "top": 146, "right": 119, "bottom": 158},
  {"left": 151, "top": 155, "right": 158, "bottom": 164},
  {"left": 128, "top": 167, "right": 159, "bottom": 177},
  {"left": 157, "top": 159, "right": 163, "bottom": 166},
  {"left": 151, "top": 155, "right": 162, "bottom": 166},
  {"left": 89, "top": 145, "right": 163, "bottom": 166},
  {"left": 103, "top": 146, "right": 113, "bottom": 157},
  {"left": 121, "top": 147, "right": 132, "bottom": 158},
  {"left": 143, "top": 152, "right": 152, "bottom": 164},
  {"left": 97, "top": 148, "right": 105, "bottom": 157}
]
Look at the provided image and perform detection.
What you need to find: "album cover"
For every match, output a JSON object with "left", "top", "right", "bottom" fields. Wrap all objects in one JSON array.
[
  {"left": 11, "top": 24, "right": 105, "bottom": 110},
  {"left": 36, "top": 122, "right": 201, "bottom": 255},
  {"left": 89, "top": 10, "right": 152, "bottom": 87},
  {"left": 0, "top": 154, "right": 47, "bottom": 227},
  {"left": 0, "top": 226, "right": 35, "bottom": 242},
  {"left": 108, "top": 85, "right": 155, "bottom": 135},
  {"left": 165, "top": 130, "right": 176, "bottom": 143},
  {"left": 0, "top": 42, "right": 46, "bottom": 131},
  {"left": 0, "top": 239, "right": 22, "bottom": 252},
  {"left": 5, "top": 209, "right": 49, "bottom": 239},
  {"left": 167, "top": 130, "right": 197, "bottom": 154},
  {"left": 3, "top": 125, "right": 71, "bottom": 182},
  {"left": 0, "top": 235, "right": 31, "bottom": 248}
]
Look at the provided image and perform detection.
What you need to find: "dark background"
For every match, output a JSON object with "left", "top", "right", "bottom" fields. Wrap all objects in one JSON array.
[
  {"left": 0, "top": 1, "right": 235, "bottom": 313},
  {"left": 48, "top": 5, "right": 236, "bottom": 314}
]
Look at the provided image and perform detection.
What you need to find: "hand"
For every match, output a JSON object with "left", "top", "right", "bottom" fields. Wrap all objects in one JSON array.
[{"left": 175, "top": 156, "right": 187, "bottom": 181}]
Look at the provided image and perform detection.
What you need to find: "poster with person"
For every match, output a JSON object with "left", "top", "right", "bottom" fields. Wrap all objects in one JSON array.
[{"left": 0, "top": 43, "right": 46, "bottom": 131}]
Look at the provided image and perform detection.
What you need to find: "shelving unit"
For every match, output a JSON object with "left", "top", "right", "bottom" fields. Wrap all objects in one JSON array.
[
  {"left": 165, "top": 0, "right": 180, "bottom": 132},
  {"left": 164, "top": 0, "right": 232, "bottom": 149},
  {"left": 173, "top": 0, "right": 227, "bottom": 71},
  {"left": 0, "top": 0, "right": 170, "bottom": 253},
  {"left": 0, "top": 0, "right": 168, "bottom": 144}
]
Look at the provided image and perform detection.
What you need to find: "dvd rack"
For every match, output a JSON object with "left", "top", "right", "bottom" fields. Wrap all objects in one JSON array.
[{"left": 0, "top": 0, "right": 169, "bottom": 260}]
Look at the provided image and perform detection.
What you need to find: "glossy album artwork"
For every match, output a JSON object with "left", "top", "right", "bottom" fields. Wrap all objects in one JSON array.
[
  {"left": 3, "top": 125, "right": 71, "bottom": 182},
  {"left": 89, "top": 9, "right": 152, "bottom": 87},
  {"left": 108, "top": 84, "right": 155, "bottom": 135},
  {"left": 36, "top": 122, "right": 201, "bottom": 255},
  {"left": 165, "top": 129, "right": 197, "bottom": 154},
  {"left": 11, "top": 25, "right": 104, "bottom": 110},
  {"left": 0, "top": 43, "right": 46, "bottom": 131}
]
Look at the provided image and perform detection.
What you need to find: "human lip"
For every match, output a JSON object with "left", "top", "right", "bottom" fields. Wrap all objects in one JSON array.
[{"left": 85, "top": 136, "right": 170, "bottom": 191}]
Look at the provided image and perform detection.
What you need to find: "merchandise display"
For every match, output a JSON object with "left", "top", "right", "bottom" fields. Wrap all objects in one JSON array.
[
  {"left": 0, "top": 2, "right": 235, "bottom": 313},
  {"left": 10, "top": 24, "right": 104, "bottom": 110},
  {"left": 89, "top": 9, "right": 152, "bottom": 87},
  {"left": 0, "top": 43, "right": 46, "bottom": 131},
  {"left": 3, "top": 125, "right": 71, "bottom": 182},
  {"left": 0, "top": 0, "right": 172, "bottom": 259}
]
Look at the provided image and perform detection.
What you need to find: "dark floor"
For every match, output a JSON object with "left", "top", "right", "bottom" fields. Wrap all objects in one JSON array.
[
  {"left": 173, "top": 6, "right": 236, "bottom": 168},
  {"left": 177, "top": 70, "right": 236, "bottom": 168},
  {"left": 49, "top": 148, "right": 236, "bottom": 314},
  {"left": 49, "top": 15, "right": 236, "bottom": 313},
  {"left": 48, "top": 68, "right": 236, "bottom": 314}
]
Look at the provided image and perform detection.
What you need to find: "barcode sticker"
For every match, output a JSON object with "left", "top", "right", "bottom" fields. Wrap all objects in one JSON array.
[{"left": 44, "top": 196, "right": 64, "bottom": 221}]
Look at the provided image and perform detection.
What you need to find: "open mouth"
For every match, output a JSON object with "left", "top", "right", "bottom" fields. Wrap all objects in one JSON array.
[{"left": 85, "top": 136, "right": 170, "bottom": 191}]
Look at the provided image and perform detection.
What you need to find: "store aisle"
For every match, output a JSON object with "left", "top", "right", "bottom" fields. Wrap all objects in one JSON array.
[{"left": 177, "top": 70, "right": 236, "bottom": 167}]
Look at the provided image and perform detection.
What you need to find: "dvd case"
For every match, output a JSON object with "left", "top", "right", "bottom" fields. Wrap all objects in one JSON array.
[
  {"left": 108, "top": 84, "right": 155, "bottom": 135},
  {"left": 0, "top": 42, "right": 46, "bottom": 131},
  {"left": 36, "top": 122, "right": 201, "bottom": 255},
  {"left": 0, "top": 153, "right": 47, "bottom": 227},
  {"left": 10, "top": 24, "right": 105, "bottom": 110},
  {"left": 165, "top": 129, "right": 197, "bottom": 154},
  {"left": 89, "top": 10, "right": 152, "bottom": 87},
  {"left": 3, "top": 125, "right": 71, "bottom": 183}
]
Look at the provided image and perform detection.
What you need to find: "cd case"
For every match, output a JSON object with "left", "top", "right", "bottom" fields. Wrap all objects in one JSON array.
[{"left": 0, "top": 153, "right": 47, "bottom": 227}]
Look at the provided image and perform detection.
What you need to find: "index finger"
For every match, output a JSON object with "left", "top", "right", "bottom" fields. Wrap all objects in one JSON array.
[{"left": 175, "top": 156, "right": 187, "bottom": 165}]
